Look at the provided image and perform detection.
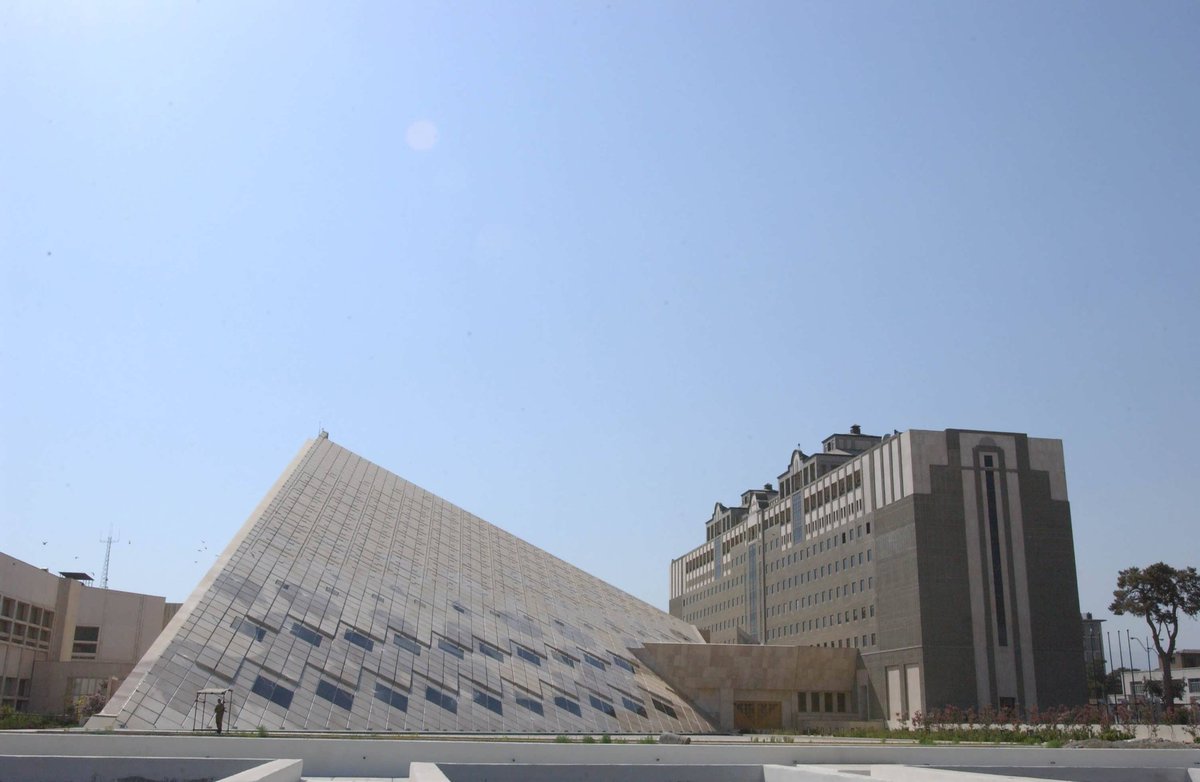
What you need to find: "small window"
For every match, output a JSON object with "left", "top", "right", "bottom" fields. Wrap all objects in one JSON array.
[
  {"left": 554, "top": 695, "right": 582, "bottom": 716},
  {"left": 583, "top": 652, "right": 607, "bottom": 670},
  {"left": 621, "top": 695, "right": 648, "bottom": 717},
  {"left": 71, "top": 626, "right": 100, "bottom": 659},
  {"left": 251, "top": 675, "right": 294, "bottom": 709},
  {"left": 438, "top": 638, "right": 466, "bottom": 659},
  {"left": 612, "top": 655, "right": 635, "bottom": 673},
  {"left": 374, "top": 683, "right": 409, "bottom": 712},
  {"left": 316, "top": 679, "right": 354, "bottom": 710},
  {"left": 473, "top": 689, "right": 503, "bottom": 716},
  {"left": 425, "top": 685, "right": 457, "bottom": 714},
  {"left": 515, "top": 646, "right": 542, "bottom": 666},
  {"left": 393, "top": 633, "right": 422, "bottom": 656},
  {"left": 516, "top": 695, "right": 544, "bottom": 715},
  {"left": 344, "top": 629, "right": 375, "bottom": 652},
  {"left": 589, "top": 694, "right": 616, "bottom": 716},
  {"left": 551, "top": 649, "right": 576, "bottom": 667},
  {"left": 478, "top": 641, "right": 504, "bottom": 661},
  {"left": 292, "top": 623, "right": 323, "bottom": 647},
  {"left": 651, "top": 697, "right": 678, "bottom": 718}
]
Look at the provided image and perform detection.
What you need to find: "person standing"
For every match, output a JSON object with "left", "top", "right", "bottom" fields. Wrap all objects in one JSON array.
[{"left": 214, "top": 697, "right": 225, "bottom": 734}]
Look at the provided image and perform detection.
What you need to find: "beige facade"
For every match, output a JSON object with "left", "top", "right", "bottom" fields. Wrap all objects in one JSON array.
[
  {"left": 0, "top": 551, "right": 178, "bottom": 714},
  {"left": 669, "top": 427, "right": 1087, "bottom": 724},
  {"left": 633, "top": 642, "right": 860, "bottom": 732}
]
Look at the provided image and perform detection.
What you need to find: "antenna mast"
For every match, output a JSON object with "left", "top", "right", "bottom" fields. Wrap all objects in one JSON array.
[{"left": 100, "top": 527, "right": 120, "bottom": 589}]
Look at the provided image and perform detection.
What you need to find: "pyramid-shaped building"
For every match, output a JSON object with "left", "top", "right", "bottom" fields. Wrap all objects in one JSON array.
[{"left": 94, "top": 435, "right": 714, "bottom": 732}]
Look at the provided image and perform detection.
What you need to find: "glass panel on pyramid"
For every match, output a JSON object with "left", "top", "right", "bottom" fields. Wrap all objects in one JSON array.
[{"left": 97, "top": 436, "right": 714, "bottom": 732}]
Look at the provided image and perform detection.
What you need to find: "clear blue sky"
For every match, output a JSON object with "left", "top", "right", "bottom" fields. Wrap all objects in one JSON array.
[{"left": 2, "top": 1, "right": 1198, "bottom": 657}]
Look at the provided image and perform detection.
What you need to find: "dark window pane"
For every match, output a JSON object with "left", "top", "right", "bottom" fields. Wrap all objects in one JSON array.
[
  {"left": 554, "top": 695, "right": 581, "bottom": 717},
  {"left": 621, "top": 696, "right": 648, "bottom": 717},
  {"left": 437, "top": 638, "right": 465, "bottom": 659},
  {"left": 588, "top": 694, "right": 616, "bottom": 717},
  {"left": 252, "top": 675, "right": 293, "bottom": 709},
  {"left": 478, "top": 641, "right": 504, "bottom": 661},
  {"left": 291, "top": 623, "right": 322, "bottom": 647},
  {"left": 374, "top": 683, "right": 408, "bottom": 712},
  {"left": 612, "top": 655, "right": 635, "bottom": 673},
  {"left": 473, "top": 689, "right": 503, "bottom": 715},
  {"left": 651, "top": 697, "right": 677, "bottom": 718},
  {"left": 425, "top": 685, "right": 457, "bottom": 714},
  {"left": 516, "top": 696, "right": 544, "bottom": 715},
  {"left": 551, "top": 649, "right": 575, "bottom": 667},
  {"left": 583, "top": 653, "right": 606, "bottom": 670},
  {"left": 316, "top": 679, "right": 354, "bottom": 710},
  {"left": 344, "top": 629, "right": 375, "bottom": 652},
  {"left": 515, "top": 646, "right": 542, "bottom": 666},
  {"left": 393, "top": 633, "right": 422, "bottom": 656}
]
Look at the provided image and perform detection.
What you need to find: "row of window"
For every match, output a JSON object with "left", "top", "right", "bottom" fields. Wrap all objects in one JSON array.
[
  {"left": 803, "top": 470, "right": 863, "bottom": 513},
  {"left": 0, "top": 594, "right": 55, "bottom": 652},
  {"left": 283, "top": 618, "right": 637, "bottom": 676},
  {"left": 799, "top": 690, "right": 850, "bottom": 713},
  {"left": 769, "top": 553, "right": 872, "bottom": 597},
  {"left": 250, "top": 671, "right": 681, "bottom": 723},
  {"left": 772, "top": 522, "right": 872, "bottom": 574},
  {"left": 683, "top": 594, "right": 744, "bottom": 623},
  {"left": 767, "top": 626, "right": 877, "bottom": 649},
  {"left": 684, "top": 548, "right": 715, "bottom": 574},
  {"left": 683, "top": 573, "right": 745, "bottom": 606}
]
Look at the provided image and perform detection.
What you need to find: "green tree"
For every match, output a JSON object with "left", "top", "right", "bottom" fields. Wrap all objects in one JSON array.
[{"left": 1109, "top": 563, "right": 1200, "bottom": 705}]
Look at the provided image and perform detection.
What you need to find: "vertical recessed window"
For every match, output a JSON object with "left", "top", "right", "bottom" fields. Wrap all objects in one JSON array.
[{"left": 983, "top": 456, "right": 1008, "bottom": 646}]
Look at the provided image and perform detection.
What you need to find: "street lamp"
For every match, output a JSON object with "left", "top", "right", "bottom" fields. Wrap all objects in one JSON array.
[{"left": 1129, "top": 634, "right": 1157, "bottom": 705}]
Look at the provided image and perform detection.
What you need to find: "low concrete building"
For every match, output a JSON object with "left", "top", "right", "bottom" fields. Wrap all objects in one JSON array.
[{"left": 0, "top": 551, "right": 179, "bottom": 714}]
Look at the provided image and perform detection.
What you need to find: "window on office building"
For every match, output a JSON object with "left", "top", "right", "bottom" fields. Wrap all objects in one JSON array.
[{"left": 72, "top": 626, "right": 100, "bottom": 660}]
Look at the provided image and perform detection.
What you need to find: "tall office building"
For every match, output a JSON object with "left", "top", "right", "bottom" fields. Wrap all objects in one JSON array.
[{"left": 669, "top": 428, "right": 1087, "bottom": 721}]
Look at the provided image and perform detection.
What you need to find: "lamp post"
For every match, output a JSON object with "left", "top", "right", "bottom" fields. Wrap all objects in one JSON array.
[{"left": 1129, "top": 635, "right": 1158, "bottom": 705}]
